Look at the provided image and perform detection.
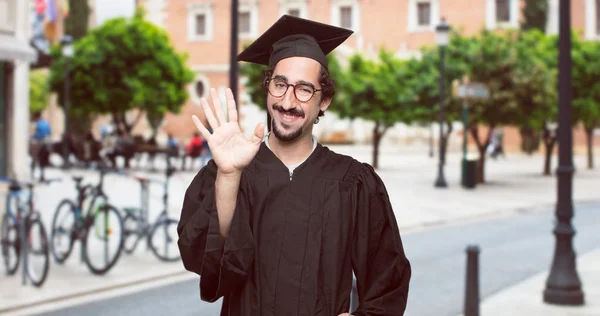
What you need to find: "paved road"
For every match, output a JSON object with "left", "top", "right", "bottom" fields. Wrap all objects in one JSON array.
[{"left": 36, "top": 202, "right": 600, "bottom": 316}]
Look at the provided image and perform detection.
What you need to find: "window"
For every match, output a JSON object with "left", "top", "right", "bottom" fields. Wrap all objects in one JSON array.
[
  {"left": 288, "top": 8, "right": 301, "bottom": 17},
  {"left": 239, "top": 11, "right": 251, "bottom": 34},
  {"left": 190, "top": 74, "right": 210, "bottom": 106},
  {"left": 280, "top": 0, "right": 308, "bottom": 19},
  {"left": 340, "top": 6, "right": 352, "bottom": 29},
  {"left": 187, "top": 3, "right": 213, "bottom": 41},
  {"left": 496, "top": 0, "right": 510, "bottom": 23},
  {"left": 408, "top": 0, "right": 438, "bottom": 32},
  {"left": 486, "top": 0, "right": 517, "bottom": 29},
  {"left": 238, "top": 2, "right": 258, "bottom": 39},
  {"left": 331, "top": 0, "right": 360, "bottom": 32},
  {"left": 417, "top": 2, "right": 431, "bottom": 26},
  {"left": 195, "top": 14, "right": 206, "bottom": 36}
]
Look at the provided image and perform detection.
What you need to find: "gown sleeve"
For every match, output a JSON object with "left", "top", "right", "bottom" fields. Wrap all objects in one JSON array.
[
  {"left": 177, "top": 160, "right": 256, "bottom": 302},
  {"left": 349, "top": 162, "right": 411, "bottom": 316}
]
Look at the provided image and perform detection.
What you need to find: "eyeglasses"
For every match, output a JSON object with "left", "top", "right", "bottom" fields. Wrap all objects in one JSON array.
[{"left": 266, "top": 78, "right": 321, "bottom": 102}]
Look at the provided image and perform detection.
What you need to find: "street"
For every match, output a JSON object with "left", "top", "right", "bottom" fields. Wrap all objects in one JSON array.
[{"left": 34, "top": 202, "right": 600, "bottom": 316}]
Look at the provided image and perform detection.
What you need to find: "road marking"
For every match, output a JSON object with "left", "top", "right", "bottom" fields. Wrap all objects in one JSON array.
[{"left": 3, "top": 272, "right": 199, "bottom": 316}]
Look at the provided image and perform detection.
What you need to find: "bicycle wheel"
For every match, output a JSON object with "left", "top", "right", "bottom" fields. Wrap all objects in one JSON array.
[
  {"left": 50, "top": 199, "right": 77, "bottom": 264},
  {"left": 26, "top": 217, "right": 50, "bottom": 287},
  {"left": 1, "top": 213, "right": 20, "bottom": 275},
  {"left": 122, "top": 212, "right": 141, "bottom": 254},
  {"left": 149, "top": 218, "right": 180, "bottom": 262},
  {"left": 83, "top": 204, "right": 124, "bottom": 275}
]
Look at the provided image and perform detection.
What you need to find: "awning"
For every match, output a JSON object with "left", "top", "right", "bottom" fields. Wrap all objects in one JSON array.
[{"left": 0, "top": 34, "right": 38, "bottom": 63}]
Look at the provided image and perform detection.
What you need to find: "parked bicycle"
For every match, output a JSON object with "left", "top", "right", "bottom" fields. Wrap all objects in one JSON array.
[
  {"left": 49, "top": 166, "right": 125, "bottom": 275},
  {"left": 122, "top": 165, "right": 180, "bottom": 262},
  {"left": 1, "top": 177, "right": 58, "bottom": 287}
]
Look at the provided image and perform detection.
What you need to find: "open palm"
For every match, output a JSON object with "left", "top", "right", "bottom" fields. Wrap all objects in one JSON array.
[{"left": 192, "top": 88, "right": 264, "bottom": 175}]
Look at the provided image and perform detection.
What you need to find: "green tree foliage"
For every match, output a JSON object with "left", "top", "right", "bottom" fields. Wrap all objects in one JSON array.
[
  {"left": 29, "top": 70, "right": 50, "bottom": 116},
  {"left": 329, "top": 49, "right": 420, "bottom": 168},
  {"left": 572, "top": 37, "right": 600, "bottom": 169},
  {"left": 49, "top": 8, "right": 194, "bottom": 136},
  {"left": 64, "top": 0, "right": 90, "bottom": 41},
  {"left": 514, "top": 29, "right": 558, "bottom": 174},
  {"left": 521, "top": 0, "right": 548, "bottom": 31}
]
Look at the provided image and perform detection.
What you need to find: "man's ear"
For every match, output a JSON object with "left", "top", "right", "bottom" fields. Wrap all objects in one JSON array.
[{"left": 319, "top": 97, "right": 332, "bottom": 113}]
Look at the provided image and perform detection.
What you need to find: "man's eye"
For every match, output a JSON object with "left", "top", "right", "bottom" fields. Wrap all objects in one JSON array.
[
  {"left": 299, "top": 86, "right": 313, "bottom": 94},
  {"left": 275, "top": 83, "right": 286, "bottom": 88}
]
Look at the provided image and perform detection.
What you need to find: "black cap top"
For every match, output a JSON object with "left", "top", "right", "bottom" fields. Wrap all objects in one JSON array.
[{"left": 236, "top": 15, "right": 354, "bottom": 68}]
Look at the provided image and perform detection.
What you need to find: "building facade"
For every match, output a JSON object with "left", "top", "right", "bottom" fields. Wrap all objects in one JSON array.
[
  {"left": 0, "top": 0, "right": 37, "bottom": 179},
  {"left": 140, "top": 0, "right": 599, "bottom": 151}
]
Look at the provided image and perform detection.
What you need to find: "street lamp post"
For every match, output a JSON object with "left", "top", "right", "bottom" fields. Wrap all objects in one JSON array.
[
  {"left": 543, "top": 0, "right": 584, "bottom": 305},
  {"left": 229, "top": 0, "right": 239, "bottom": 104},
  {"left": 61, "top": 35, "right": 74, "bottom": 169},
  {"left": 434, "top": 18, "right": 450, "bottom": 188}
]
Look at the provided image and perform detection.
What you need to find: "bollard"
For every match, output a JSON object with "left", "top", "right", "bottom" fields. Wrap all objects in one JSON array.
[
  {"left": 350, "top": 276, "right": 359, "bottom": 313},
  {"left": 464, "top": 245, "right": 480, "bottom": 316}
]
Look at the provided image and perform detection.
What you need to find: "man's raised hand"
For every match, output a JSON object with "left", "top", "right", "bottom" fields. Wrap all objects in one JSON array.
[{"left": 192, "top": 88, "right": 264, "bottom": 175}]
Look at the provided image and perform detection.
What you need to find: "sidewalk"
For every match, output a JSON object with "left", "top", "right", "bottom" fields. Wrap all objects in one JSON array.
[
  {"left": 477, "top": 248, "right": 600, "bottom": 316},
  {"left": 1, "top": 145, "right": 599, "bottom": 313}
]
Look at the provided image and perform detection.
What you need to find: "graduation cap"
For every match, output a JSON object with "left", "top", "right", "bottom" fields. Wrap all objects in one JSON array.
[{"left": 236, "top": 14, "right": 354, "bottom": 68}]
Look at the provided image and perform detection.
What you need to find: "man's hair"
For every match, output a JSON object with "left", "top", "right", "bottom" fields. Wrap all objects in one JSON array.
[{"left": 262, "top": 65, "right": 335, "bottom": 117}]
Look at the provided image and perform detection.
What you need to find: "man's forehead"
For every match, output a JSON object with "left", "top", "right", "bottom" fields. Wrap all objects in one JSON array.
[{"left": 272, "top": 57, "right": 320, "bottom": 83}]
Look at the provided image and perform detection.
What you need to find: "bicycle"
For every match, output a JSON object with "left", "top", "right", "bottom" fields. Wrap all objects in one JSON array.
[
  {"left": 49, "top": 166, "right": 125, "bottom": 275},
  {"left": 121, "top": 165, "right": 180, "bottom": 262},
  {"left": 1, "top": 177, "right": 59, "bottom": 287}
]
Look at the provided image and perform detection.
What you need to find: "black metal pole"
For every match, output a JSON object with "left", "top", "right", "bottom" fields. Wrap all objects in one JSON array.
[
  {"left": 543, "top": 0, "right": 584, "bottom": 306},
  {"left": 62, "top": 58, "right": 71, "bottom": 169},
  {"left": 434, "top": 45, "right": 447, "bottom": 188},
  {"left": 229, "top": 0, "right": 239, "bottom": 106},
  {"left": 464, "top": 245, "right": 480, "bottom": 316}
]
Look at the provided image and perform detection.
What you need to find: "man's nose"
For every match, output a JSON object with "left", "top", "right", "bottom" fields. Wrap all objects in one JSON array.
[{"left": 280, "top": 86, "right": 297, "bottom": 110}]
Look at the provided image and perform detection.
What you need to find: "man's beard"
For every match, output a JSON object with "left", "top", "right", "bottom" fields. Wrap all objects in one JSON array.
[{"left": 270, "top": 104, "right": 305, "bottom": 142}]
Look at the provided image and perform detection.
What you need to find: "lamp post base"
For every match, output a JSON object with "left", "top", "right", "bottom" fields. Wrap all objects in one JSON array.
[{"left": 543, "top": 287, "right": 584, "bottom": 305}]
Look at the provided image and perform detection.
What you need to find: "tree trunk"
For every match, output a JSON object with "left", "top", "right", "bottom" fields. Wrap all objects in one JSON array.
[
  {"left": 442, "top": 122, "right": 453, "bottom": 166},
  {"left": 542, "top": 127, "right": 557, "bottom": 175},
  {"left": 469, "top": 125, "right": 495, "bottom": 184},
  {"left": 371, "top": 122, "right": 389, "bottom": 170},
  {"left": 585, "top": 126, "right": 594, "bottom": 169}
]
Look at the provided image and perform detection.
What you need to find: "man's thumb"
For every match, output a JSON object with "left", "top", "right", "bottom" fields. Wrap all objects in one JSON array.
[{"left": 252, "top": 123, "right": 265, "bottom": 143}]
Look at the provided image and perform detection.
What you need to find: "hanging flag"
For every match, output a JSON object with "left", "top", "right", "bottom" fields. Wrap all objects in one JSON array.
[
  {"left": 35, "top": 0, "right": 46, "bottom": 15},
  {"left": 46, "top": 0, "right": 57, "bottom": 22},
  {"left": 61, "top": 0, "right": 69, "bottom": 17}
]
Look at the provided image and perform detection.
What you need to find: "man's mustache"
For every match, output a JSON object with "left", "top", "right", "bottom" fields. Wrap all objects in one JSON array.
[{"left": 272, "top": 104, "right": 305, "bottom": 117}]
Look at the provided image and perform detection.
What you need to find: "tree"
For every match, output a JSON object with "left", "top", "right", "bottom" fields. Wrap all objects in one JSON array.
[
  {"left": 514, "top": 29, "right": 558, "bottom": 175},
  {"left": 330, "top": 49, "right": 420, "bottom": 169},
  {"left": 572, "top": 37, "right": 600, "bottom": 169},
  {"left": 49, "top": 7, "right": 194, "bottom": 136},
  {"left": 521, "top": 0, "right": 548, "bottom": 31},
  {"left": 64, "top": 0, "right": 90, "bottom": 41},
  {"left": 29, "top": 70, "right": 50, "bottom": 116},
  {"left": 460, "top": 30, "right": 520, "bottom": 183}
]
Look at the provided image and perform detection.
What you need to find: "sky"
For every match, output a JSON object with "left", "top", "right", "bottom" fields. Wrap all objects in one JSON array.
[{"left": 94, "top": 0, "right": 136, "bottom": 25}]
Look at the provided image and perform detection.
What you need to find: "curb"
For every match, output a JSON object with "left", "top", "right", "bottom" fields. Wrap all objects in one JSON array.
[{"left": 0, "top": 270, "right": 192, "bottom": 314}]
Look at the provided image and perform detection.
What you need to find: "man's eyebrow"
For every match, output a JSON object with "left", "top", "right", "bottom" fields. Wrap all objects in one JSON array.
[{"left": 272, "top": 75, "right": 317, "bottom": 89}]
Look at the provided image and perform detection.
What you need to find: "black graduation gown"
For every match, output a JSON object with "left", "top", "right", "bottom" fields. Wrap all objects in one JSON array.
[{"left": 177, "top": 142, "right": 411, "bottom": 316}]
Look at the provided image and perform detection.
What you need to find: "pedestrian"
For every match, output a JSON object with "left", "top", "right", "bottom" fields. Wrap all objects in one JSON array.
[
  {"left": 177, "top": 15, "right": 411, "bottom": 316},
  {"left": 29, "top": 111, "right": 52, "bottom": 181}
]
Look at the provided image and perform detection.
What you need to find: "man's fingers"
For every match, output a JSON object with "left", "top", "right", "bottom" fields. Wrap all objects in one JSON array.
[
  {"left": 191, "top": 115, "right": 211, "bottom": 140},
  {"left": 226, "top": 88, "right": 238, "bottom": 123},
  {"left": 210, "top": 88, "right": 227, "bottom": 125},
  {"left": 201, "top": 97, "right": 220, "bottom": 130}
]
